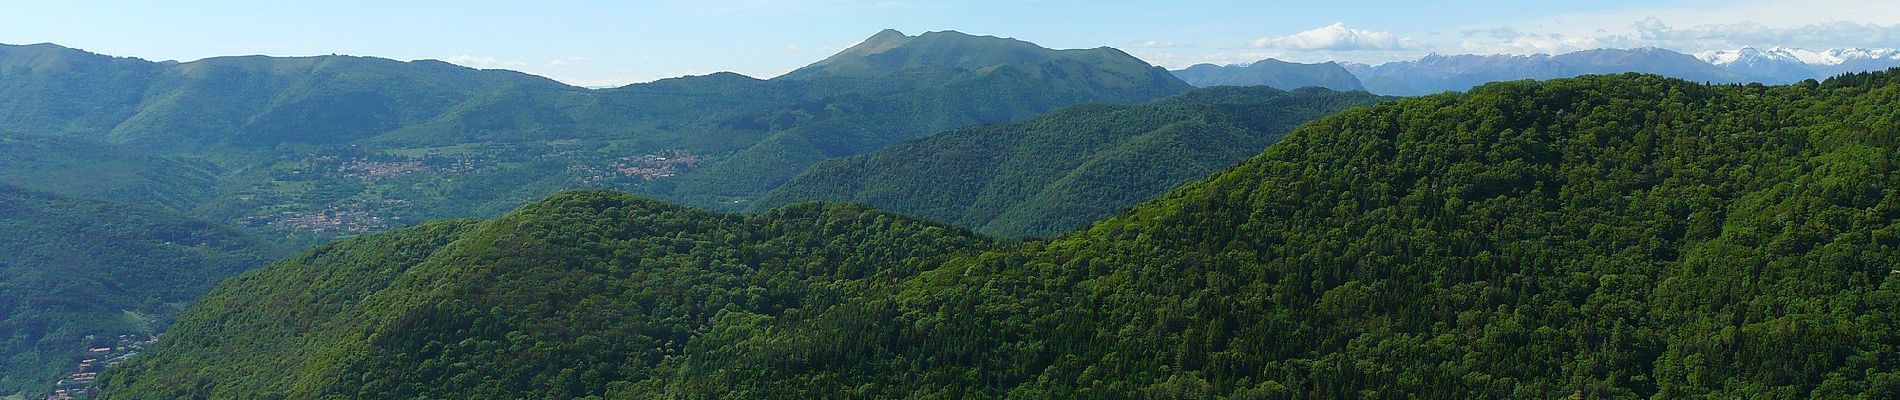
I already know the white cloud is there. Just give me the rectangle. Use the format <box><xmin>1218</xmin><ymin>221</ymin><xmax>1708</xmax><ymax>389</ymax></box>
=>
<box><xmin>1252</xmin><ymin>23</ymin><xmax>1419</xmax><ymax>51</ymax></box>
<box><xmin>1442</xmin><ymin>0</ymin><xmax>1900</xmax><ymax>55</ymax></box>
<box><xmin>1444</xmin><ymin>18</ymin><xmax>1900</xmax><ymax>57</ymax></box>
<box><xmin>1625</xmin><ymin>19</ymin><xmax>1900</xmax><ymax>50</ymax></box>
<box><xmin>1163</xmin><ymin>0</ymin><xmax>1900</xmax><ymax>67</ymax></box>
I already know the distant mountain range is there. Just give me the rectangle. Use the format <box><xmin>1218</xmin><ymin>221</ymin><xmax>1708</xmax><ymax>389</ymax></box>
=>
<box><xmin>0</xmin><ymin>29</ymin><xmax>1189</xmax><ymax>224</ymax></box>
<box><xmin>1170</xmin><ymin>59</ymin><xmax>1364</xmax><ymax>91</ymax></box>
<box><xmin>1184</xmin><ymin>46</ymin><xmax>1900</xmax><ymax>96</ymax></box>
<box><xmin>0</xmin><ymin>30</ymin><xmax>1193</xmax><ymax>395</ymax></box>
<box><xmin>1695</xmin><ymin>46</ymin><xmax>1900</xmax><ymax>84</ymax></box>
<box><xmin>1340</xmin><ymin>47</ymin><xmax>1742</xmax><ymax>96</ymax></box>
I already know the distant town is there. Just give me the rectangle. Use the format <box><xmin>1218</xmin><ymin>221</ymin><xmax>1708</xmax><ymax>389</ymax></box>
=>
<box><xmin>44</xmin><ymin>334</ymin><xmax>158</xmax><ymax>400</ymax></box>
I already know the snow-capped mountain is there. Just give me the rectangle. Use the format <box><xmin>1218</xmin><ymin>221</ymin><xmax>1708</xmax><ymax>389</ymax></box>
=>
<box><xmin>1199</xmin><ymin>46</ymin><xmax>1900</xmax><ymax>96</ymax></box>
<box><xmin>1696</xmin><ymin>47</ymin><xmax>1900</xmax><ymax>83</ymax></box>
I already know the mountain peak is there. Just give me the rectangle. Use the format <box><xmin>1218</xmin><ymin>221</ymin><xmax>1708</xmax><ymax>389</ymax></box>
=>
<box><xmin>868</xmin><ymin>28</ymin><xmax>908</xmax><ymax>41</ymax></box>
<box><xmin>776</xmin><ymin>29</ymin><xmax>1152</xmax><ymax>81</ymax></box>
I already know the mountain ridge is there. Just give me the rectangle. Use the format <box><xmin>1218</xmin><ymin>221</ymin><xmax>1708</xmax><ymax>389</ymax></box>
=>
<box><xmin>1170</xmin><ymin>58</ymin><xmax>1365</xmax><ymax>91</ymax></box>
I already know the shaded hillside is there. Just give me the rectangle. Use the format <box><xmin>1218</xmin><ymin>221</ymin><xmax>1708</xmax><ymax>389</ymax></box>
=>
<box><xmin>0</xmin><ymin>32</ymin><xmax>1189</xmax><ymax>234</ymax></box>
<box><xmin>0</xmin><ymin>186</ymin><xmax>281</xmax><ymax>396</ymax></box>
<box><xmin>752</xmin><ymin>86</ymin><xmax>1387</xmax><ymax>238</ymax></box>
<box><xmin>672</xmin><ymin>30</ymin><xmax>1194</xmax><ymax>206</ymax></box>
<box><xmin>97</xmin><ymin>191</ymin><xmax>998</xmax><ymax>399</ymax></box>
<box><xmin>1171</xmin><ymin>59</ymin><xmax>1365</xmax><ymax>91</ymax></box>
<box><xmin>105</xmin><ymin>70</ymin><xmax>1900</xmax><ymax>398</ymax></box>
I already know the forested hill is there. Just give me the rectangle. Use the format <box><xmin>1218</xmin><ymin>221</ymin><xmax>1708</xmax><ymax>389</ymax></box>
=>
<box><xmin>96</xmin><ymin>191</ymin><xmax>1000</xmax><ymax>399</ymax></box>
<box><xmin>105</xmin><ymin>71</ymin><xmax>1900</xmax><ymax>398</ymax></box>
<box><xmin>668</xmin><ymin>30</ymin><xmax>1193</xmax><ymax>205</ymax></box>
<box><xmin>0</xmin><ymin>31</ymin><xmax>1189</xmax><ymax>236</ymax></box>
<box><xmin>0</xmin><ymin>32</ymin><xmax>1184</xmax><ymax>394</ymax></box>
<box><xmin>0</xmin><ymin>186</ymin><xmax>282</xmax><ymax>395</ymax></box>
<box><xmin>752</xmin><ymin>86</ymin><xmax>1389</xmax><ymax>238</ymax></box>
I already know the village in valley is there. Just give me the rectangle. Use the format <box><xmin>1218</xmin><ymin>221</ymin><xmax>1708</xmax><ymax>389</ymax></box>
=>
<box><xmin>229</xmin><ymin>143</ymin><xmax>714</xmax><ymax>239</ymax></box>
<box><xmin>43</xmin><ymin>334</ymin><xmax>159</xmax><ymax>400</ymax></box>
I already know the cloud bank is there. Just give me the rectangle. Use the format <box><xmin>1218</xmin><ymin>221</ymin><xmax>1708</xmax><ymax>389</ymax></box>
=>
<box><xmin>1252</xmin><ymin>23</ymin><xmax>1418</xmax><ymax>51</ymax></box>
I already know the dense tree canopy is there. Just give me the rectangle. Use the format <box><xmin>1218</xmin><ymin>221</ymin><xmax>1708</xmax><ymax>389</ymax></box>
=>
<box><xmin>105</xmin><ymin>70</ymin><xmax>1900</xmax><ymax>398</ymax></box>
<box><xmin>0</xmin><ymin>186</ymin><xmax>280</xmax><ymax>395</ymax></box>
<box><xmin>754</xmin><ymin>86</ymin><xmax>1388</xmax><ymax>238</ymax></box>
<box><xmin>97</xmin><ymin>191</ymin><xmax>1000</xmax><ymax>399</ymax></box>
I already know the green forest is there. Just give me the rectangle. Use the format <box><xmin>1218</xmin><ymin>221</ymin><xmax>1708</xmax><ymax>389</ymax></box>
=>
<box><xmin>0</xmin><ymin>31</ymin><xmax>1189</xmax><ymax>229</ymax></box>
<box><xmin>0</xmin><ymin>32</ymin><xmax>1193</xmax><ymax>394</ymax></box>
<box><xmin>755</xmin><ymin>86</ymin><xmax>1389</xmax><ymax>238</ymax></box>
<box><xmin>99</xmin><ymin>70</ymin><xmax>1900</xmax><ymax>398</ymax></box>
<box><xmin>0</xmin><ymin>186</ymin><xmax>281</xmax><ymax>393</ymax></box>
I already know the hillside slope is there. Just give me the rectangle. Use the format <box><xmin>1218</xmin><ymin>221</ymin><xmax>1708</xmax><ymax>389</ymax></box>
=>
<box><xmin>702</xmin><ymin>71</ymin><xmax>1900</xmax><ymax>398</ymax></box>
<box><xmin>105</xmin><ymin>71</ymin><xmax>1900</xmax><ymax>398</ymax></box>
<box><xmin>0</xmin><ymin>186</ymin><xmax>281</xmax><ymax>396</ymax></box>
<box><xmin>0</xmin><ymin>32</ymin><xmax>1190</xmax><ymax>232</ymax></box>
<box><xmin>671</xmin><ymin>30</ymin><xmax>1194</xmax><ymax>206</ymax></box>
<box><xmin>752</xmin><ymin>86</ymin><xmax>1387</xmax><ymax>238</ymax></box>
<box><xmin>97</xmin><ymin>191</ymin><xmax>998</xmax><ymax>399</ymax></box>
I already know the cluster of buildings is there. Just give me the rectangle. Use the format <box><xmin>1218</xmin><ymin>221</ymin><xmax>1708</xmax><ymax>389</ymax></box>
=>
<box><xmin>572</xmin><ymin>151</ymin><xmax>708</xmax><ymax>183</ymax></box>
<box><xmin>612</xmin><ymin>152</ymin><xmax>705</xmax><ymax>180</ymax></box>
<box><xmin>259</xmin><ymin>200</ymin><xmax>406</xmax><ymax>234</ymax></box>
<box><xmin>46</xmin><ymin>334</ymin><xmax>160</xmax><ymax>400</ymax></box>
<box><xmin>336</xmin><ymin>158</ymin><xmax>429</xmax><ymax>180</ymax></box>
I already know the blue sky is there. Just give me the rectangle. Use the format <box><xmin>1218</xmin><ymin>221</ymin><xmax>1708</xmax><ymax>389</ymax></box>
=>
<box><xmin>4</xmin><ymin>0</ymin><xmax>1896</xmax><ymax>86</ymax></box>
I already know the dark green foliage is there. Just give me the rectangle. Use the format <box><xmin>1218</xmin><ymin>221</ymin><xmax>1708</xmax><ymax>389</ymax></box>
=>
<box><xmin>97</xmin><ymin>191</ymin><xmax>1000</xmax><ymax>399</ymax></box>
<box><xmin>103</xmin><ymin>70</ymin><xmax>1900</xmax><ymax>398</ymax></box>
<box><xmin>684</xmin><ymin>71</ymin><xmax>1900</xmax><ymax>398</ymax></box>
<box><xmin>0</xmin><ymin>186</ymin><xmax>281</xmax><ymax>395</ymax></box>
<box><xmin>753</xmin><ymin>86</ymin><xmax>1388</xmax><ymax>238</ymax></box>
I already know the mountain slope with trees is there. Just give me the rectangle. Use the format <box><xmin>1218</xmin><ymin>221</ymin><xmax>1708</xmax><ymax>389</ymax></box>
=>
<box><xmin>0</xmin><ymin>31</ymin><xmax>1190</xmax><ymax>393</ymax></box>
<box><xmin>96</xmin><ymin>191</ymin><xmax>999</xmax><ymax>399</ymax></box>
<box><xmin>752</xmin><ymin>86</ymin><xmax>1388</xmax><ymax>238</ymax></box>
<box><xmin>102</xmin><ymin>70</ymin><xmax>1900</xmax><ymax>398</ymax></box>
<box><xmin>0</xmin><ymin>30</ymin><xmax>1190</xmax><ymax>232</ymax></box>
<box><xmin>0</xmin><ymin>186</ymin><xmax>282</xmax><ymax>396</ymax></box>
